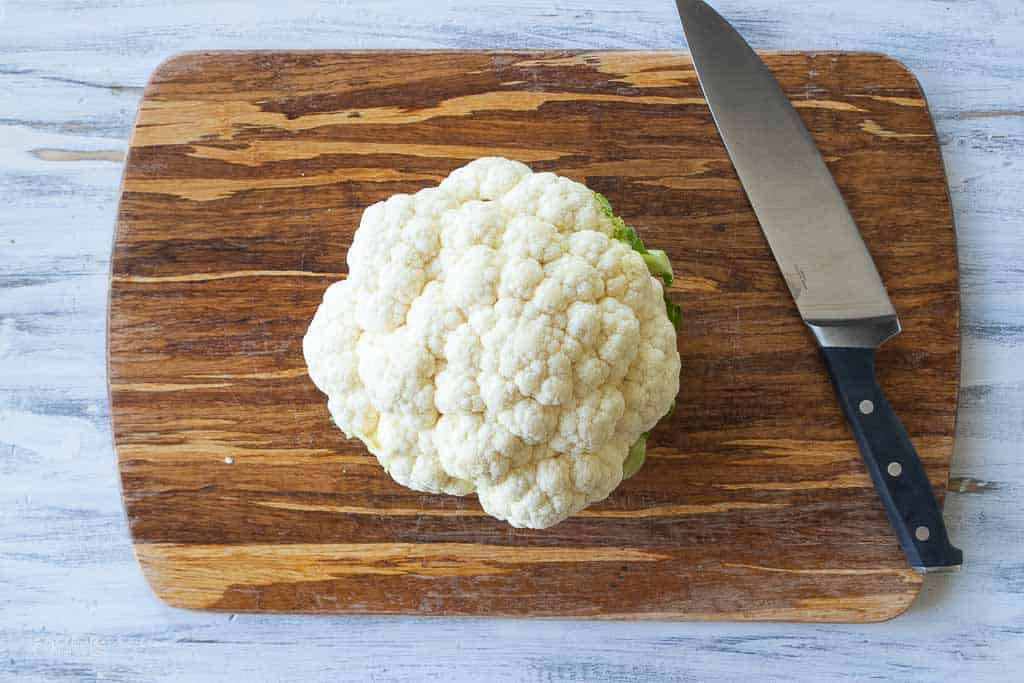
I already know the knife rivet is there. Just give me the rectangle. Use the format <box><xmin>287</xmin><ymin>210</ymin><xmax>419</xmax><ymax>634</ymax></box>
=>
<box><xmin>224</xmin><ymin>455</ymin><xmax>234</xmax><ymax>465</ymax></box>
<box><xmin>887</xmin><ymin>461</ymin><xmax>902</xmax><ymax>477</ymax></box>
<box><xmin>915</xmin><ymin>526</ymin><xmax>931</xmax><ymax>542</ymax></box>
<box><xmin>859</xmin><ymin>399</ymin><xmax>874</xmax><ymax>415</ymax></box>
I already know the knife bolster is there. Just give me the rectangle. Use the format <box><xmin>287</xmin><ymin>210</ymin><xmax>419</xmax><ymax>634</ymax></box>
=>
<box><xmin>806</xmin><ymin>315</ymin><xmax>901</xmax><ymax>349</ymax></box>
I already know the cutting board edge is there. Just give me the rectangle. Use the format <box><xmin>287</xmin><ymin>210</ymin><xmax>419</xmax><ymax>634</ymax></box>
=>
<box><xmin>131</xmin><ymin>541</ymin><xmax>925</xmax><ymax>622</ymax></box>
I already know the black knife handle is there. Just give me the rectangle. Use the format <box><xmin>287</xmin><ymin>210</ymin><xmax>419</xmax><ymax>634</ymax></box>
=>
<box><xmin>820</xmin><ymin>347</ymin><xmax>962</xmax><ymax>571</ymax></box>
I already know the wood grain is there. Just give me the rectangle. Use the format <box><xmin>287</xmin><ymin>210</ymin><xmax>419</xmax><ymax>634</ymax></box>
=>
<box><xmin>107</xmin><ymin>50</ymin><xmax>958</xmax><ymax>621</ymax></box>
<box><xmin>7</xmin><ymin>0</ymin><xmax>1024</xmax><ymax>679</ymax></box>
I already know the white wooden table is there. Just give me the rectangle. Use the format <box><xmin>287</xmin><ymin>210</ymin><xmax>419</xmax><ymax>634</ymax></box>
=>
<box><xmin>2</xmin><ymin>1</ymin><xmax>1022</xmax><ymax>680</ymax></box>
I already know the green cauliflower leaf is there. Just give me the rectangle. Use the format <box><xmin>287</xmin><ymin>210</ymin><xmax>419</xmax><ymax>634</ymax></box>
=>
<box><xmin>596</xmin><ymin>192</ymin><xmax>681</xmax><ymax>478</ymax></box>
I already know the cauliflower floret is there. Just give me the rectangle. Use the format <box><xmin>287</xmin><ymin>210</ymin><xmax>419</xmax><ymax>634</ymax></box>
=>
<box><xmin>304</xmin><ymin>157</ymin><xmax>681</xmax><ymax>528</ymax></box>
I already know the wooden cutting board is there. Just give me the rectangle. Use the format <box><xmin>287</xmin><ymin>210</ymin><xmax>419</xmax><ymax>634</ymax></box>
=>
<box><xmin>109</xmin><ymin>50</ymin><xmax>959</xmax><ymax>622</ymax></box>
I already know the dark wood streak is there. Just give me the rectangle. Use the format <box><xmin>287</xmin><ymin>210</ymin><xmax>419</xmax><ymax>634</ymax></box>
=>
<box><xmin>109</xmin><ymin>50</ymin><xmax>958</xmax><ymax>621</ymax></box>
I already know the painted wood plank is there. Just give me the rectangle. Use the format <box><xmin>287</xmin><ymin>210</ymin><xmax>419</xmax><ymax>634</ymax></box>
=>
<box><xmin>2</xmin><ymin>0</ymin><xmax>1024</xmax><ymax>679</ymax></box>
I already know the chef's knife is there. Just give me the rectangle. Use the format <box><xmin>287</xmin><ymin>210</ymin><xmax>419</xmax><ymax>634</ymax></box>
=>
<box><xmin>675</xmin><ymin>0</ymin><xmax>962</xmax><ymax>571</ymax></box>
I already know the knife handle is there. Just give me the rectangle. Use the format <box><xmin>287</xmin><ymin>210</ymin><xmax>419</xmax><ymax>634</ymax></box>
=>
<box><xmin>820</xmin><ymin>346</ymin><xmax>963</xmax><ymax>572</ymax></box>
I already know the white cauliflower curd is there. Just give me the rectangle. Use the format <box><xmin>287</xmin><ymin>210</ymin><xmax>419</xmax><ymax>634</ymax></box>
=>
<box><xmin>304</xmin><ymin>157</ymin><xmax>681</xmax><ymax>528</ymax></box>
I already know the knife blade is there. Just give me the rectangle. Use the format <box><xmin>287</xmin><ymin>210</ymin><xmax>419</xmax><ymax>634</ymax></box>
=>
<box><xmin>676</xmin><ymin>0</ymin><xmax>962</xmax><ymax>572</ymax></box>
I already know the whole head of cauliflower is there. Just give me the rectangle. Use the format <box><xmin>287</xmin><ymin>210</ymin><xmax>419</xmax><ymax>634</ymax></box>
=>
<box><xmin>304</xmin><ymin>157</ymin><xmax>680</xmax><ymax>528</ymax></box>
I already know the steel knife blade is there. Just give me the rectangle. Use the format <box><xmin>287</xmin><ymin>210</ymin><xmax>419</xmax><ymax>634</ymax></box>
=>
<box><xmin>676</xmin><ymin>0</ymin><xmax>962</xmax><ymax>571</ymax></box>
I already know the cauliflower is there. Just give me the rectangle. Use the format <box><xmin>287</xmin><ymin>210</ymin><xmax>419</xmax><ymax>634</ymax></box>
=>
<box><xmin>304</xmin><ymin>157</ymin><xmax>681</xmax><ymax>528</ymax></box>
